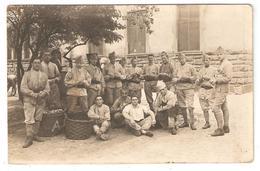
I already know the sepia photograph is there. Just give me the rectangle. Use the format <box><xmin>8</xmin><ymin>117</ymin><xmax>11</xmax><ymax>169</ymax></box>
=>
<box><xmin>6</xmin><ymin>4</ymin><xmax>253</xmax><ymax>164</ymax></box>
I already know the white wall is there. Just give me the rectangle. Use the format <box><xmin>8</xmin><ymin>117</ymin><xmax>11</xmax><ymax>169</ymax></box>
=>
<box><xmin>200</xmin><ymin>5</ymin><xmax>252</xmax><ymax>52</ymax></box>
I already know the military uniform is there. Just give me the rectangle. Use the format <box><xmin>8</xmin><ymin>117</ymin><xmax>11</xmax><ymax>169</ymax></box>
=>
<box><xmin>88</xmin><ymin>104</ymin><xmax>111</xmax><ymax>140</ymax></box>
<box><xmin>126</xmin><ymin>66</ymin><xmax>143</xmax><ymax>102</ymax></box>
<box><xmin>103</xmin><ymin>63</ymin><xmax>125</xmax><ymax>107</ymax></box>
<box><xmin>159</xmin><ymin>62</ymin><xmax>175</xmax><ymax>90</ymax></box>
<box><xmin>175</xmin><ymin>62</ymin><xmax>197</xmax><ymax>129</ymax></box>
<box><xmin>21</xmin><ymin>69</ymin><xmax>50</xmax><ymax>147</ymax></box>
<box><xmin>64</xmin><ymin>66</ymin><xmax>91</xmax><ymax>113</ymax></box>
<box><xmin>143</xmin><ymin>64</ymin><xmax>159</xmax><ymax>111</ymax></box>
<box><xmin>211</xmin><ymin>58</ymin><xmax>233</xmax><ymax>135</ymax></box>
<box><xmin>41</xmin><ymin>61</ymin><xmax>62</xmax><ymax>109</ymax></box>
<box><xmin>85</xmin><ymin>64</ymin><xmax>105</xmax><ymax>107</ymax></box>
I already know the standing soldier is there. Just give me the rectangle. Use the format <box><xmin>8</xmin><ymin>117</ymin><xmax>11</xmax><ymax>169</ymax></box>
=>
<box><xmin>154</xmin><ymin>81</ymin><xmax>178</xmax><ymax>135</ymax></box>
<box><xmin>88</xmin><ymin>96</ymin><xmax>111</xmax><ymax>141</ymax></box>
<box><xmin>143</xmin><ymin>54</ymin><xmax>159</xmax><ymax>112</ymax></box>
<box><xmin>64</xmin><ymin>56</ymin><xmax>91</xmax><ymax>113</ymax></box>
<box><xmin>210</xmin><ymin>55</ymin><xmax>233</xmax><ymax>136</ymax></box>
<box><xmin>85</xmin><ymin>53</ymin><xmax>105</xmax><ymax>107</ymax></box>
<box><xmin>103</xmin><ymin>52</ymin><xmax>125</xmax><ymax>107</ymax></box>
<box><xmin>175</xmin><ymin>53</ymin><xmax>197</xmax><ymax>130</ymax></box>
<box><xmin>21</xmin><ymin>58</ymin><xmax>50</xmax><ymax>148</ymax></box>
<box><xmin>126</xmin><ymin>57</ymin><xmax>143</xmax><ymax>102</ymax></box>
<box><xmin>196</xmin><ymin>54</ymin><xmax>216</xmax><ymax>129</ymax></box>
<box><xmin>41</xmin><ymin>52</ymin><xmax>62</xmax><ymax>110</ymax></box>
<box><xmin>50</xmin><ymin>49</ymin><xmax>62</xmax><ymax>73</ymax></box>
<box><xmin>158</xmin><ymin>51</ymin><xmax>175</xmax><ymax>90</ymax></box>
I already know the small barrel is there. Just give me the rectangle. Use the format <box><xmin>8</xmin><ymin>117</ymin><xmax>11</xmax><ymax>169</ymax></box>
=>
<box><xmin>39</xmin><ymin>109</ymin><xmax>65</xmax><ymax>137</ymax></box>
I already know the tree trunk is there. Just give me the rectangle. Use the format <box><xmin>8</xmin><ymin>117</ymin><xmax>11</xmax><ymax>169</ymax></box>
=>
<box><xmin>27</xmin><ymin>51</ymin><xmax>38</xmax><ymax>71</ymax></box>
<box><xmin>15</xmin><ymin>45</ymin><xmax>24</xmax><ymax>101</ymax></box>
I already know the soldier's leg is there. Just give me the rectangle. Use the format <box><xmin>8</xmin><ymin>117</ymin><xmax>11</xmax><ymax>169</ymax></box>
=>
<box><xmin>144</xmin><ymin>82</ymin><xmax>154</xmax><ymax>111</ymax></box>
<box><xmin>113</xmin><ymin>112</ymin><xmax>125</xmax><ymax>128</ymax></box>
<box><xmin>66</xmin><ymin>95</ymin><xmax>78</xmax><ymax>113</ymax></box>
<box><xmin>156</xmin><ymin>110</ymin><xmax>169</xmax><ymax>129</ymax></box>
<box><xmin>79</xmin><ymin>96</ymin><xmax>88</xmax><ymax>113</ymax></box>
<box><xmin>33</xmin><ymin>104</ymin><xmax>45</xmax><ymax>142</ymax></box>
<box><xmin>23</xmin><ymin>124</ymin><xmax>34</xmax><ymax>148</ymax></box>
<box><xmin>100</xmin><ymin>120</ymin><xmax>111</xmax><ymax>133</ymax></box>
<box><xmin>114</xmin><ymin>87</ymin><xmax>122</xmax><ymax>104</ymax></box>
<box><xmin>167</xmin><ymin>107</ymin><xmax>178</xmax><ymax>135</ymax></box>
<box><xmin>211</xmin><ymin>92</ymin><xmax>225</xmax><ymax>136</ymax></box>
<box><xmin>87</xmin><ymin>88</ymin><xmax>98</xmax><ymax>108</ymax></box>
<box><xmin>176</xmin><ymin>89</ymin><xmax>189</xmax><ymax>127</ymax></box>
<box><xmin>105</xmin><ymin>87</ymin><xmax>114</xmax><ymax>107</ymax></box>
<box><xmin>199</xmin><ymin>98</ymin><xmax>210</xmax><ymax>129</ymax></box>
<box><xmin>185</xmin><ymin>89</ymin><xmax>196</xmax><ymax>130</ymax></box>
<box><xmin>221</xmin><ymin>97</ymin><xmax>230</xmax><ymax>133</ymax></box>
<box><xmin>139</xmin><ymin>116</ymin><xmax>153</xmax><ymax>137</ymax></box>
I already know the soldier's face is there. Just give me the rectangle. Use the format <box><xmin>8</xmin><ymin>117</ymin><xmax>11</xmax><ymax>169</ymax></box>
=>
<box><xmin>148</xmin><ymin>56</ymin><xmax>154</xmax><ymax>63</ymax></box>
<box><xmin>131</xmin><ymin>59</ymin><xmax>137</xmax><ymax>67</ymax></box>
<box><xmin>204</xmin><ymin>58</ymin><xmax>210</xmax><ymax>67</ymax></box>
<box><xmin>122</xmin><ymin>90</ymin><xmax>128</xmax><ymax>97</ymax></box>
<box><xmin>161</xmin><ymin>55</ymin><xmax>168</xmax><ymax>64</ymax></box>
<box><xmin>132</xmin><ymin>97</ymin><xmax>138</xmax><ymax>106</ymax></box>
<box><xmin>160</xmin><ymin>88</ymin><xmax>167</xmax><ymax>96</ymax></box>
<box><xmin>43</xmin><ymin>55</ymin><xmax>50</xmax><ymax>63</ymax></box>
<box><xmin>96</xmin><ymin>97</ymin><xmax>103</xmax><ymax>106</ymax></box>
<box><xmin>109</xmin><ymin>57</ymin><xmax>115</xmax><ymax>64</ymax></box>
<box><xmin>178</xmin><ymin>56</ymin><xmax>186</xmax><ymax>65</ymax></box>
<box><xmin>32</xmin><ymin>59</ymin><xmax>41</xmax><ymax>71</ymax></box>
<box><xmin>89</xmin><ymin>58</ymin><xmax>97</xmax><ymax>65</ymax></box>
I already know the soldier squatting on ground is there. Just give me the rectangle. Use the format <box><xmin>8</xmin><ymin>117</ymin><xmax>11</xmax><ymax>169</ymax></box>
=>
<box><xmin>20</xmin><ymin>50</ymin><xmax>233</xmax><ymax>148</ymax></box>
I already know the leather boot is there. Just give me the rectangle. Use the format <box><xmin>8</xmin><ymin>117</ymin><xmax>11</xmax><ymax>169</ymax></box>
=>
<box><xmin>211</xmin><ymin>128</ymin><xmax>225</xmax><ymax>136</ymax></box>
<box><xmin>23</xmin><ymin>124</ymin><xmax>34</xmax><ymax>148</ymax></box>
<box><xmin>33</xmin><ymin>122</ymin><xmax>44</xmax><ymax>142</ymax></box>
<box><xmin>223</xmin><ymin>126</ymin><xmax>230</xmax><ymax>133</ymax></box>
<box><xmin>179</xmin><ymin>108</ymin><xmax>189</xmax><ymax>128</ymax></box>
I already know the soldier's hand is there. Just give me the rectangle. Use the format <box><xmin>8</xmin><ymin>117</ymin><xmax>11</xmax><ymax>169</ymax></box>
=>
<box><xmin>30</xmin><ymin>92</ymin><xmax>38</xmax><ymax>98</ymax></box>
<box><xmin>202</xmin><ymin>76</ymin><xmax>210</xmax><ymax>81</ymax></box>
<box><xmin>152</xmin><ymin>120</ymin><xmax>156</xmax><ymax>126</ymax></box>
<box><xmin>38</xmin><ymin>91</ymin><xmax>47</xmax><ymax>98</ymax></box>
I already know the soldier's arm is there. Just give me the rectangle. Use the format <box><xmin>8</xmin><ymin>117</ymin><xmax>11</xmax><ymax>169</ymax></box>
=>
<box><xmin>20</xmin><ymin>72</ymin><xmax>35</xmax><ymax>97</ymax></box>
<box><xmin>216</xmin><ymin>64</ymin><xmax>233</xmax><ymax>84</ymax></box>
<box><xmin>87</xmin><ymin>106</ymin><xmax>100</xmax><ymax>119</ymax></box>
<box><xmin>190</xmin><ymin>65</ymin><xmax>197</xmax><ymax>82</ymax></box>
<box><xmin>144</xmin><ymin>106</ymin><xmax>156</xmax><ymax>123</ymax></box>
<box><xmin>122</xmin><ymin>105</ymin><xmax>133</xmax><ymax>121</ymax></box>
<box><xmin>111</xmin><ymin>98</ymin><xmax>120</xmax><ymax>113</ymax></box>
<box><xmin>104</xmin><ymin>106</ymin><xmax>111</xmax><ymax>121</ymax></box>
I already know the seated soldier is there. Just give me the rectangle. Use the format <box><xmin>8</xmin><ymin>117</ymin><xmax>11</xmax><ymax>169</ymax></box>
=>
<box><xmin>154</xmin><ymin>81</ymin><xmax>178</xmax><ymax>135</ymax></box>
<box><xmin>122</xmin><ymin>96</ymin><xmax>156</xmax><ymax>137</ymax></box>
<box><xmin>88</xmin><ymin>96</ymin><xmax>111</xmax><ymax>141</ymax></box>
<box><xmin>110</xmin><ymin>89</ymin><xmax>132</xmax><ymax>128</ymax></box>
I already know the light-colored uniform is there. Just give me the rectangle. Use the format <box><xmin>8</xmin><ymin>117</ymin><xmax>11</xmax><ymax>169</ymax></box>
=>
<box><xmin>126</xmin><ymin>66</ymin><xmax>143</xmax><ymax>101</ymax></box>
<box><xmin>212</xmin><ymin>59</ymin><xmax>233</xmax><ymax>128</ymax></box>
<box><xmin>85</xmin><ymin>64</ymin><xmax>105</xmax><ymax>107</ymax></box>
<box><xmin>88</xmin><ymin>104</ymin><xmax>111</xmax><ymax>134</ymax></box>
<box><xmin>122</xmin><ymin>104</ymin><xmax>154</xmax><ymax>131</ymax></box>
<box><xmin>64</xmin><ymin>67</ymin><xmax>91</xmax><ymax>113</ymax></box>
<box><xmin>41</xmin><ymin>61</ymin><xmax>61</xmax><ymax>109</ymax></box>
<box><xmin>159</xmin><ymin>62</ymin><xmax>175</xmax><ymax>90</ymax></box>
<box><xmin>154</xmin><ymin>90</ymin><xmax>177</xmax><ymax>129</ymax></box>
<box><xmin>197</xmin><ymin>66</ymin><xmax>216</xmax><ymax>111</ymax></box>
<box><xmin>143</xmin><ymin>64</ymin><xmax>159</xmax><ymax>111</ymax></box>
<box><xmin>175</xmin><ymin>63</ymin><xmax>197</xmax><ymax>109</ymax></box>
<box><xmin>103</xmin><ymin>63</ymin><xmax>125</xmax><ymax>106</ymax></box>
<box><xmin>21</xmin><ymin>70</ymin><xmax>50</xmax><ymax>124</ymax></box>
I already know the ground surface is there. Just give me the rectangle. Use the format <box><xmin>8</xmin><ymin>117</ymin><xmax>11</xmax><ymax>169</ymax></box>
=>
<box><xmin>8</xmin><ymin>91</ymin><xmax>253</xmax><ymax>164</ymax></box>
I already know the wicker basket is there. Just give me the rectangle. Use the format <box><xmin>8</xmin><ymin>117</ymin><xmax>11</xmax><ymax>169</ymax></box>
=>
<box><xmin>39</xmin><ymin>109</ymin><xmax>65</xmax><ymax>137</ymax></box>
<box><xmin>65</xmin><ymin>113</ymin><xmax>94</xmax><ymax>140</ymax></box>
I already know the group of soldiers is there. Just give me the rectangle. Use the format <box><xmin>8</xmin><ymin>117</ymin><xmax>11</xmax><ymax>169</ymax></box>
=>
<box><xmin>20</xmin><ymin>49</ymin><xmax>233</xmax><ymax>148</ymax></box>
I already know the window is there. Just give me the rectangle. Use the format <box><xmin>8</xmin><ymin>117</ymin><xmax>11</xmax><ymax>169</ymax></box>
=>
<box><xmin>177</xmin><ymin>5</ymin><xmax>200</xmax><ymax>51</ymax></box>
<box><xmin>127</xmin><ymin>10</ymin><xmax>146</xmax><ymax>54</ymax></box>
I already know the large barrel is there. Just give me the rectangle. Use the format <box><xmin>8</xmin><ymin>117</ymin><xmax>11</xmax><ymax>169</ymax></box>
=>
<box><xmin>39</xmin><ymin>109</ymin><xmax>65</xmax><ymax>137</ymax></box>
<box><xmin>65</xmin><ymin>112</ymin><xmax>94</xmax><ymax>140</ymax></box>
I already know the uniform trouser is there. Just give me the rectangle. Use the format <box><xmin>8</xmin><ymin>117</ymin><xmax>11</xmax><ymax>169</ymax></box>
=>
<box><xmin>156</xmin><ymin>107</ymin><xmax>178</xmax><ymax>129</ymax></box>
<box><xmin>24</xmin><ymin>101</ymin><xmax>45</xmax><ymax>124</ymax></box>
<box><xmin>47</xmin><ymin>82</ymin><xmax>62</xmax><ymax>110</ymax></box>
<box><xmin>66</xmin><ymin>95</ymin><xmax>88</xmax><ymax>113</ymax></box>
<box><xmin>125</xmin><ymin>116</ymin><xmax>152</xmax><ymax>131</ymax></box>
<box><xmin>111</xmin><ymin>112</ymin><xmax>125</xmax><ymax>127</ymax></box>
<box><xmin>105</xmin><ymin>87</ymin><xmax>122</xmax><ymax>107</ymax></box>
<box><xmin>212</xmin><ymin>92</ymin><xmax>229</xmax><ymax>129</ymax></box>
<box><xmin>176</xmin><ymin>88</ymin><xmax>195</xmax><ymax>124</ymax></box>
<box><xmin>128</xmin><ymin>89</ymin><xmax>142</xmax><ymax>102</ymax></box>
<box><xmin>93</xmin><ymin>120</ymin><xmax>111</xmax><ymax>134</ymax></box>
<box><xmin>144</xmin><ymin>81</ymin><xmax>158</xmax><ymax>111</ymax></box>
<box><xmin>87</xmin><ymin>88</ymin><xmax>101</xmax><ymax>107</ymax></box>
